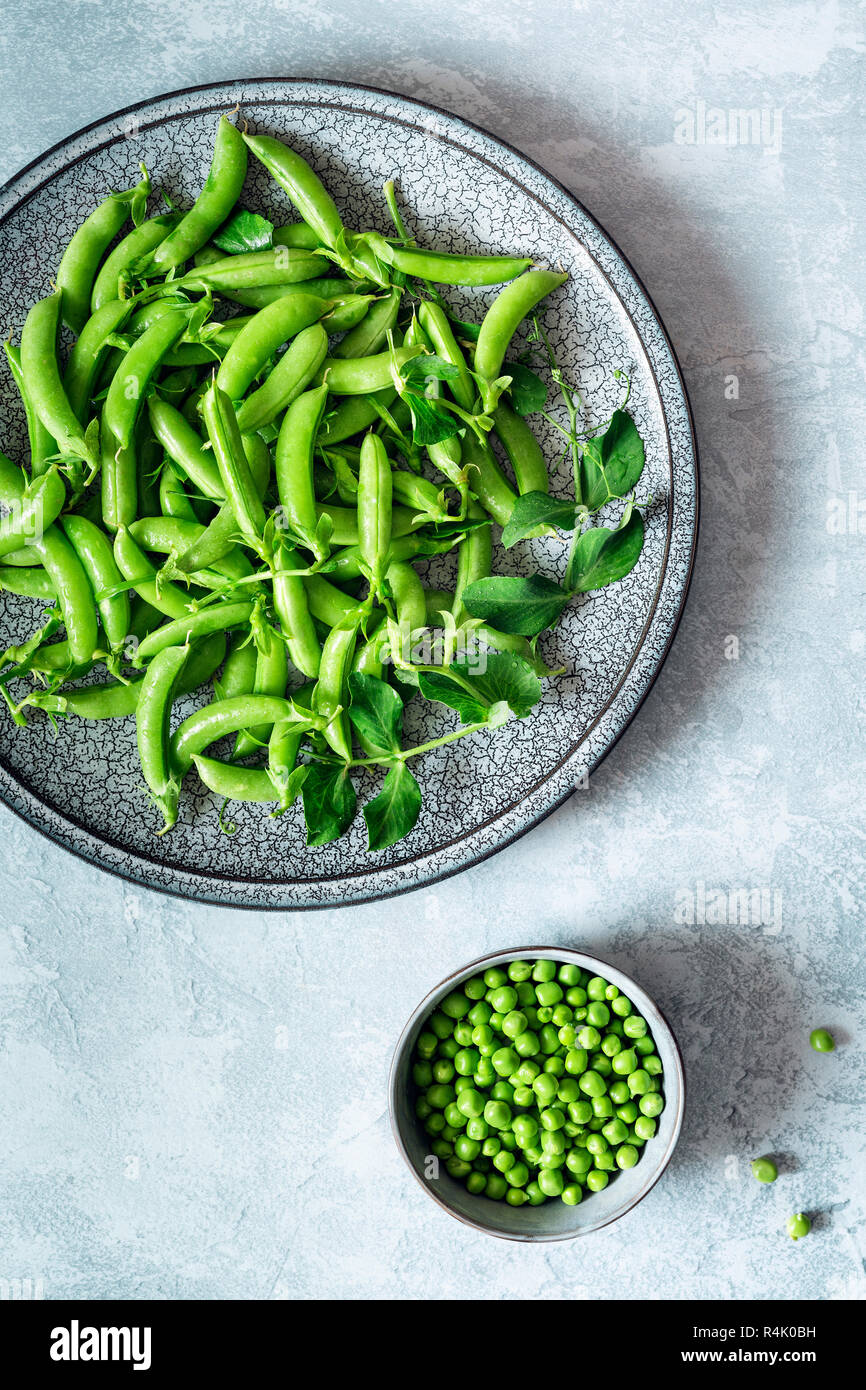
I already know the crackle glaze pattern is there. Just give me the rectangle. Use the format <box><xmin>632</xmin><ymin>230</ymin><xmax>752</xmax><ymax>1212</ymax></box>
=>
<box><xmin>0</xmin><ymin>80</ymin><xmax>697</xmax><ymax>908</ymax></box>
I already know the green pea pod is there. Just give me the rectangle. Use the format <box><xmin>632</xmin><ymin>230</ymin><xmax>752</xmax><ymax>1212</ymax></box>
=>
<box><xmin>390</xmin><ymin>470</ymin><xmax>450</xmax><ymax>521</ymax></box>
<box><xmin>452</xmin><ymin>502</ymin><xmax>492</xmax><ymax>626</ymax></box>
<box><xmin>100</xmin><ymin>426</ymin><xmax>138</xmax><ymax>532</ymax></box>
<box><xmin>242</xmin><ymin>132</ymin><xmax>345</xmax><ymax>249</ymax></box>
<box><xmin>20</xmin><ymin>292</ymin><xmax>99</xmax><ymax>468</ymax></box>
<box><xmin>272</xmin><ymin>538</ymin><xmax>321</xmax><ymax>679</ymax></box>
<box><xmin>129</xmin><ymin>516</ymin><xmax>252</xmax><ymax>583</ymax></box>
<box><xmin>358</xmin><ymin>432</ymin><xmax>392</xmax><ymax>590</ymax></box>
<box><xmin>0</xmin><ymin>565</ymin><xmax>56</xmax><ymax>600</ymax></box>
<box><xmin>334</xmin><ymin>288</ymin><xmax>402</xmax><ymax>360</ymax></box>
<box><xmin>424</xmin><ymin>588</ymin><xmax>454</xmax><ymax>625</ymax></box>
<box><xmin>493</xmin><ymin>400</ymin><xmax>550</xmax><ymax>495</ymax></box>
<box><xmin>201</xmin><ymin>384</ymin><xmax>267</xmax><ymax>548</ymax></box>
<box><xmin>63</xmin><ymin>299</ymin><xmax>135</xmax><ymax>424</ymax></box>
<box><xmin>474</xmin><ymin>268</ymin><xmax>568</xmax><ymax>392</ymax></box>
<box><xmin>23</xmin><ymin>632</ymin><xmax>225</xmax><ymax>721</ymax></box>
<box><xmin>113</xmin><ymin>526</ymin><xmax>201</xmax><ymax>620</ymax></box>
<box><xmin>30</xmin><ymin>526</ymin><xmax>99</xmax><ymax>665</ymax></box>
<box><xmin>460</xmin><ymin>431</ymin><xmax>519</xmax><ymax>529</ymax></box>
<box><xmin>91</xmin><ymin>212</ymin><xmax>181</xmax><ymax>311</ymax></box>
<box><xmin>220</xmin><ymin>275</ymin><xmax>354</xmax><ymax>310</ymax></box>
<box><xmin>61</xmin><ymin>514</ymin><xmax>130</xmax><ymax>650</ymax></box>
<box><xmin>314</xmin><ymin>502</ymin><xmax>422</xmax><ymax>548</ymax></box>
<box><xmin>417</xmin><ymin>301</ymin><xmax>476</xmax><ymax>410</ymax></box>
<box><xmin>319</xmin><ymin>345</ymin><xmax>416</xmax><ymax>396</ymax></box>
<box><xmin>174</xmin><ymin>248</ymin><xmax>328</xmax><ymax>293</ymax></box>
<box><xmin>319</xmin><ymin>388</ymin><xmax>396</xmax><ymax>445</ymax></box>
<box><xmin>323</xmin><ymin>295</ymin><xmax>375</xmax><ymax>334</ymax></box>
<box><xmin>192</xmin><ymin>754</ymin><xmax>279</xmax><ymax>803</ymax></box>
<box><xmin>275</xmin><ymin>383</ymin><xmax>329</xmax><ymax>553</ymax></box>
<box><xmin>3</xmin><ymin>343</ymin><xmax>54</xmax><ymax>477</ymax></box>
<box><xmin>273</xmin><ymin>222</ymin><xmax>323</xmax><ymax>251</ymax></box>
<box><xmin>216</xmin><ymin>293</ymin><xmax>328</xmax><ymax>401</ymax></box>
<box><xmin>218</xmin><ymin>632</ymin><xmax>258</xmax><ymax>700</ymax></box>
<box><xmin>320</xmin><ymin>528</ymin><xmax>458</xmax><ymax>584</ymax></box>
<box><xmin>0</xmin><ymin>468</ymin><xmax>67</xmax><ymax>558</ymax></box>
<box><xmin>171</xmin><ymin>693</ymin><xmax>300</xmax><ymax>782</ymax></box>
<box><xmin>387</xmin><ymin>560</ymin><xmax>426</xmax><ymax>634</ymax></box>
<box><xmin>57</xmin><ymin>169</ymin><xmax>149</xmax><ymax>332</ymax></box>
<box><xmin>136</xmin><ymin>643</ymin><xmax>191</xmax><ymax>831</ymax></box>
<box><xmin>234</xmin><ymin>618</ymin><xmax>290</xmax><ymax>758</ymax></box>
<box><xmin>135</xmin><ymin>600</ymin><xmax>254</xmax><ymax>665</ymax></box>
<box><xmin>235</xmin><ymin>322</ymin><xmax>328</xmax><ymax>433</ymax></box>
<box><xmin>149</xmin><ymin>117</ymin><xmax>247</xmax><ymax>274</ymax></box>
<box><xmin>147</xmin><ymin>397</ymin><xmax>224</xmax><ymax>501</ymax></box>
<box><xmin>103</xmin><ymin>306</ymin><xmax>192</xmax><ymax>448</ymax></box>
<box><xmin>365</xmin><ymin>231</ymin><xmax>532</xmax><ymax>287</ymax></box>
<box><xmin>159</xmin><ymin>459</ymin><xmax>199</xmax><ymax>522</ymax></box>
<box><xmin>303</xmin><ymin>573</ymin><xmax>357</xmax><ymax>628</ymax></box>
<box><xmin>314</xmin><ymin>609</ymin><xmax>364</xmax><ymax>761</ymax></box>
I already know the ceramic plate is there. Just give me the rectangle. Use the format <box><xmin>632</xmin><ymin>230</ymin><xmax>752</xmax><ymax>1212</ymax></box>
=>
<box><xmin>0</xmin><ymin>79</ymin><xmax>698</xmax><ymax>909</ymax></box>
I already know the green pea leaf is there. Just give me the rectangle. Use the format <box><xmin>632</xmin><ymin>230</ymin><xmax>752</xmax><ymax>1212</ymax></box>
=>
<box><xmin>419</xmin><ymin>651</ymin><xmax>542</xmax><ymax>723</ymax></box>
<box><xmin>580</xmin><ymin>409</ymin><xmax>646</xmax><ymax>512</ymax></box>
<box><xmin>301</xmin><ymin>764</ymin><xmax>357</xmax><ymax>846</ymax></box>
<box><xmin>461</xmin><ymin>574</ymin><xmax>570</xmax><ymax>636</ymax></box>
<box><xmin>363</xmin><ymin>761</ymin><xmax>422</xmax><ymax>851</ymax></box>
<box><xmin>405</xmin><ymin>391</ymin><xmax>460</xmax><ymax>446</ymax></box>
<box><xmin>502</xmin><ymin>491</ymin><xmax>578</xmax><ymax>548</ymax></box>
<box><xmin>566</xmin><ymin>509</ymin><xmax>645</xmax><ymax>593</ymax></box>
<box><xmin>506</xmin><ymin>361</ymin><xmax>547</xmax><ymax>415</ymax></box>
<box><xmin>400</xmin><ymin>353</ymin><xmax>461</xmax><ymax>389</ymax></box>
<box><xmin>213</xmin><ymin>208</ymin><xmax>274</xmax><ymax>255</ymax></box>
<box><xmin>347</xmin><ymin>672</ymin><xmax>404</xmax><ymax>757</ymax></box>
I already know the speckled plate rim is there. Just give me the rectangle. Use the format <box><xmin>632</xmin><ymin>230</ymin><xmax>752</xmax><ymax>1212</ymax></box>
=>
<box><xmin>388</xmin><ymin>946</ymin><xmax>686</xmax><ymax>1241</ymax></box>
<box><xmin>0</xmin><ymin>77</ymin><xmax>699</xmax><ymax>910</ymax></box>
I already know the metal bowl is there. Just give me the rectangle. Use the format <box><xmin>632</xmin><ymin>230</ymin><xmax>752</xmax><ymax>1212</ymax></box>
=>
<box><xmin>389</xmin><ymin>945</ymin><xmax>685</xmax><ymax>1240</ymax></box>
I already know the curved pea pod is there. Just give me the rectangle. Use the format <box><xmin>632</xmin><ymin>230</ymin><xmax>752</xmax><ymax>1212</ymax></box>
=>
<box><xmin>318</xmin><ymin>345</ymin><xmax>416</xmax><ymax>396</ymax></box>
<box><xmin>235</xmin><ymin>322</ymin><xmax>328</xmax><ymax>434</ymax></box>
<box><xmin>216</xmin><ymin>293</ymin><xmax>328</xmax><ymax>401</ymax></box>
<box><xmin>129</xmin><ymin>515</ymin><xmax>252</xmax><ymax>584</ymax></box>
<box><xmin>201</xmin><ymin>384</ymin><xmax>267</xmax><ymax>549</ymax></box>
<box><xmin>313</xmin><ymin>609</ymin><xmax>364</xmax><ymax>761</ymax></box>
<box><xmin>192</xmin><ymin>754</ymin><xmax>280</xmax><ymax>803</ymax></box>
<box><xmin>358</xmin><ymin>432</ymin><xmax>392</xmax><ymax>591</ymax></box>
<box><xmin>474</xmin><ymin>268</ymin><xmax>568</xmax><ymax>403</ymax></box>
<box><xmin>334</xmin><ymin>287</ymin><xmax>402</xmax><ymax>360</ymax></box>
<box><xmin>320</xmin><ymin>528</ymin><xmax>458</xmax><ymax>584</ymax></box>
<box><xmin>492</xmin><ymin>400</ymin><xmax>549</xmax><ymax>495</ymax></box>
<box><xmin>64</xmin><ymin>299</ymin><xmax>136</xmax><ymax>423</ymax></box>
<box><xmin>275</xmin><ymin>383</ymin><xmax>329</xmax><ymax>555</ymax></box>
<box><xmin>0</xmin><ymin>564</ymin><xmax>56</xmax><ymax>600</ymax></box>
<box><xmin>91</xmin><ymin>211</ymin><xmax>181</xmax><ymax>311</ymax></box>
<box><xmin>273</xmin><ymin>221</ymin><xmax>323</xmax><ymax>251</ymax></box>
<box><xmin>219</xmin><ymin>275</ymin><xmax>354</xmax><ymax>310</ymax></box>
<box><xmin>147</xmin><ymin>397</ymin><xmax>224</xmax><ymax>502</ymax></box>
<box><xmin>148</xmin><ymin>116</ymin><xmax>247</xmax><ymax>274</ymax></box>
<box><xmin>318</xmin><ymin>388</ymin><xmax>396</xmax><ymax>446</ymax></box>
<box><xmin>20</xmin><ymin>292</ymin><xmax>99</xmax><ymax>469</ymax></box>
<box><xmin>22</xmin><ymin>632</ymin><xmax>225</xmax><ymax>722</ymax></box>
<box><xmin>387</xmin><ymin>560</ymin><xmax>427</xmax><ymax>635</ymax></box>
<box><xmin>241</xmin><ymin>132</ymin><xmax>345</xmax><ymax>249</ymax></box>
<box><xmin>364</xmin><ymin>230</ymin><xmax>531</xmax><ymax>286</ymax></box>
<box><xmin>452</xmin><ymin>502</ymin><xmax>492</xmax><ymax>626</ymax></box>
<box><xmin>459</xmin><ymin>432</ymin><xmax>519</xmax><ymax>529</ymax></box>
<box><xmin>30</xmin><ymin>525</ymin><xmax>100</xmax><ymax>666</ymax></box>
<box><xmin>135</xmin><ymin>644</ymin><xmax>191</xmax><ymax>831</ymax></box>
<box><xmin>272</xmin><ymin>538</ymin><xmax>321</xmax><ymax>680</ymax></box>
<box><xmin>60</xmin><ymin>514</ymin><xmax>130</xmax><ymax>651</ymax></box>
<box><xmin>314</xmin><ymin>503</ymin><xmax>423</xmax><ymax>548</ymax></box>
<box><xmin>217</xmin><ymin>632</ymin><xmax>258</xmax><ymax>700</ymax></box>
<box><xmin>303</xmin><ymin>573</ymin><xmax>357</xmax><ymax>629</ymax></box>
<box><xmin>417</xmin><ymin>301</ymin><xmax>476</xmax><ymax>409</ymax></box>
<box><xmin>390</xmin><ymin>470</ymin><xmax>450</xmax><ymax>522</ymax></box>
<box><xmin>174</xmin><ymin>247</ymin><xmax>328</xmax><ymax>293</ymax></box>
<box><xmin>170</xmin><ymin>693</ymin><xmax>300</xmax><ymax>781</ymax></box>
<box><xmin>0</xmin><ymin>468</ymin><xmax>66</xmax><ymax>558</ymax></box>
<box><xmin>103</xmin><ymin>306</ymin><xmax>192</xmax><ymax>448</ymax></box>
<box><xmin>3</xmin><ymin>343</ymin><xmax>54</xmax><ymax>478</ymax></box>
<box><xmin>134</xmin><ymin>600</ymin><xmax>254</xmax><ymax>665</ymax></box>
<box><xmin>234</xmin><ymin>618</ymin><xmax>290</xmax><ymax>758</ymax></box>
<box><xmin>323</xmin><ymin>295</ymin><xmax>375</xmax><ymax>335</ymax></box>
<box><xmin>158</xmin><ymin>458</ymin><xmax>199</xmax><ymax>522</ymax></box>
<box><xmin>113</xmin><ymin>526</ymin><xmax>202</xmax><ymax>620</ymax></box>
<box><xmin>56</xmin><ymin>169</ymin><xmax>149</xmax><ymax>332</ymax></box>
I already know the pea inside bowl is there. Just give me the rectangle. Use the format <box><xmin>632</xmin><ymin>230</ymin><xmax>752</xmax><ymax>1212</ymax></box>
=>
<box><xmin>389</xmin><ymin>946</ymin><xmax>685</xmax><ymax>1240</ymax></box>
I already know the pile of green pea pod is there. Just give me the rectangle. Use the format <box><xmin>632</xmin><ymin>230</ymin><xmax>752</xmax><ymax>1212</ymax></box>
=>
<box><xmin>0</xmin><ymin>114</ymin><xmax>573</xmax><ymax>850</ymax></box>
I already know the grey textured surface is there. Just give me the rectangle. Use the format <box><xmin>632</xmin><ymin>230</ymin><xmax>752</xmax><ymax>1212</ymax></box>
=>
<box><xmin>1</xmin><ymin>0</ymin><xmax>864</xmax><ymax>1301</ymax></box>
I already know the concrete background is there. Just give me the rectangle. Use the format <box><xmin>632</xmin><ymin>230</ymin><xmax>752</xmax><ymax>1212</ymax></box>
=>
<box><xmin>1</xmin><ymin>0</ymin><xmax>864</xmax><ymax>1300</ymax></box>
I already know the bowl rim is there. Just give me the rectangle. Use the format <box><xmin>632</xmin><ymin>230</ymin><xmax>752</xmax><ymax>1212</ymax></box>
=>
<box><xmin>388</xmin><ymin>944</ymin><xmax>686</xmax><ymax>1241</ymax></box>
<box><xmin>0</xmin><ymin>77</ymin><xmax>699</xmax><ymax>910</ymax></box>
